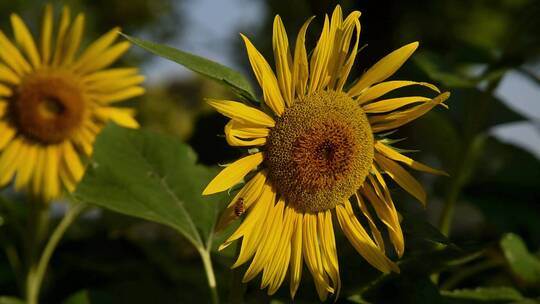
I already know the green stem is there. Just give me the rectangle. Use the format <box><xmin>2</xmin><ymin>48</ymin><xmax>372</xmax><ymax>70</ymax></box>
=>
<box><xmin>440</xmin><ymin>259</ymin><xmax>503</xmax><ymax>290</ymax></box>
<box><xmin>228</xmin><ymin>243</ymin><xmax>246</xmax><ymax>304</ymax></box>
<box><xmin>200</xmin><ymin>249</ymin><xmax>219</xmax><ymax>304</ymax></box>
<box><xmin>26</xmin><ymin>203</ymin><xmax>85</xmax><ymax>304</ymax></box>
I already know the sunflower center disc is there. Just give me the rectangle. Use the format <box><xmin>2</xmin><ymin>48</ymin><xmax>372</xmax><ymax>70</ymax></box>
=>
<box><xmin>14</xmin><ymin>70</ymin><xmax>85</xmax><ymax>144</ymax></box>
<box><xmin>266</xmin><ymin>90</ymin><xmax>374</xmax><ymax>213</ymax></box>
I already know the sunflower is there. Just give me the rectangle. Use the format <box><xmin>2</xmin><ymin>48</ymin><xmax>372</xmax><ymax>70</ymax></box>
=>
<box><xmin>0</xmin><ymin>4</ymin><xmax>144</xmax><ymax>201</ymax></box>
<box><xmin>203</xmin><ymin>5</ymin><xmax>449</xmax><ymax>301</ymax></box>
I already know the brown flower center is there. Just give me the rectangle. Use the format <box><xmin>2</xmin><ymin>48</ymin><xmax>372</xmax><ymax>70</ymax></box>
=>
<box><xmin>265</xmin><ymin>90</ymin><xmax>374</xmax><ymax>213</ymax></box>
<box><xmin>13</xmin><ymin>70</ymin><xmax>85</xmax><ymax>143</ymax></box>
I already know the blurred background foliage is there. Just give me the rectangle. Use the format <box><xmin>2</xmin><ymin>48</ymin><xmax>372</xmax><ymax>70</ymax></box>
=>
<box><xmin>1</xmin><ymin>0</ymin><xmax>540</xmax><ymax>303</ymax></box>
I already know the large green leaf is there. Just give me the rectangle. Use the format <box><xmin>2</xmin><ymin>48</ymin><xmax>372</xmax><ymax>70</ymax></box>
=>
<box><xmin>0</xmin><ymin>297</ymin><xmax>24</xmax><ymax>304</ymax></box>
<box><xmin>122</xmin><ymin>34</ymin><xmax>256</xmax><ymax>102</ymax></box>
<box><xmin>500</xmin><ymin>233</ymin><xmax>540</xmax><ymax>286</ymax></box>
<box><xmin>74</xmin><ymin>124</ymin><xmax>224</xmax><ymax>250</ymax></box>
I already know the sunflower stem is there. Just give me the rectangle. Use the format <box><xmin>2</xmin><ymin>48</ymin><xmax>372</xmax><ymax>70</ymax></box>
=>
<box><xmin>25</xmin><ymin>202</ymin><xmax>85</xmax><ymax>304</ymax></box>
<box><xmin>200</xmin><ymin>249</ymin><xmax>219</xmax><ymax>304</ymax></box>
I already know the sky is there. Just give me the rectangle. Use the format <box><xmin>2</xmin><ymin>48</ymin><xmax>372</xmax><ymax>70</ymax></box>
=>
<box><xmin>143</xmin><ymin>0</ymin><xmax>540</xmax><ymax>159</ymax></box>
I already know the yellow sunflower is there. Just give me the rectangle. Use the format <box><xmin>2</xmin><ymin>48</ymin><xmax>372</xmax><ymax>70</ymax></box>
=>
<box><xmin>203</xmin><ymin>5</ymin><xmax>450</xmax><ymax>301</ymax></box>
<box><xmin>0</xmin><ymin>4</ymin><xmax>144</xmax><ymax>201</ymax></box>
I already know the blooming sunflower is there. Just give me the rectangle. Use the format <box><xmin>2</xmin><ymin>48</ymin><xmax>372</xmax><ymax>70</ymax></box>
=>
<box><xmin>0</xmin><ymin>5</ymin><xmax>144</xmax><ymax>201</ymax></box>
<box><xmin>203</xmin><ymin>5</ymin><xmax>450</xmax><ymax>301</ymax></box>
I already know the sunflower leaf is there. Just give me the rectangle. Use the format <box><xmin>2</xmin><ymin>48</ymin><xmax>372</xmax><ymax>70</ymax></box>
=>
<box><xmin>441</xmin><ymin>287</ymin><xmax>526</xmax><ymax>302</ymax></box>
<box><xmin>122</xmin><ymin>34</ymin><xmax>257</xmax><ymax>102</ymax></box>
<box><xmin>74</xmin><ymin>124</ymin><xmax>225</xmax><ymax>250</ymax></box>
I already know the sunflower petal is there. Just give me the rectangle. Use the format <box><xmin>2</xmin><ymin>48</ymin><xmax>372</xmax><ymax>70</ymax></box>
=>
<box><xmin>241</xmin><ymin>34</ymin><xmax>285</xmax><ymax>116</ymax></box>
<box><xmin>363</xmin><ymin>96</ymin><xmax>432</xmax><ymax>113</ymax></box>
<box><xmin>0</xmin><ymin>64</ymin><xmax>21</xmax><ymax>85</ymax></box>
<box><xmin>207</xmin><ymin>99</ymin><xmax>275</xmax><ymax>127</ymax></box>
<box><xmin>0</xmin><ymin>30</ymin><xmax>31</xmax><ymax>75</ymax></box>
<box><xmin>14</xmin><ymin>142</ymin><xmax>37</xmax><ymax>190</ymax></box>
<box><xmin>357</xmin><ymin>80</ymin><xmax>440</xmax><ymax>104</ymax></box>
<box><xmin>308</xmin><ymin>15</ymin><xmax>331</xmax><ymax>93</ymax></box>
<box><xmin>349</xmin><ymin>42</ymin><xmax>419</xmax><ymax>96</ymax></box>
<box><xmin>273</xmin><ymin>15</ymin><xmax>293</xmax><ymax>106</ymax></box>
<box><xmin>215</xmin><ymin>171</ymin><xmax>267</xmax><ymax>232</ymax></box>
<box><xmin>62</xmin><ymin>13</ymin><xmax>85</xmax><ymax>65</ymax></box>
<box><xmin>374</xmin><ymin>153</ymin><xmax>426</xmax><ymax>205</ymax></box>
<box><xmin>318</xmin><ymin>211</ymin><xmax>341</xmax><ymax>298</ymax></box>
<box><xmin>10</xmin><ymin>14</ymin><xmax>41</xmax><ymax>68</ymax></box>
<box><xmin>224</xmin><ymin>120</ymin><xmax>268</xmax><ymax>147</ymax></box>
<box><xmin>303</xmin><ymin>213</ymin><xmax>333</xmax><ymax>301</ymax></box>
<box><xmin>289</xmin><ymin>210</ymin><xmax>303</xmax><ymax>298</ymax></box>
<box><xmin>336</xmin><ymin>201</ymin><xmax>399</xmax><ymax>273</ymax></box>
<box><xmin>292</xmin><ymin>16</ymin><xmax>314</xmax><ymax>98</ymax></box>
<box><xmin>355</xmin><ymin>192</ymin><xmax>385</xmax><ymax>251</ymax></box>
<box><xmin>203</xmin><ymin>153</ymin><xmax>263</xmax><ymax>195</ymax></box>
<box><xmin>375</xmin><ymin>141</ymin><xmax>448</xmax><ymax>175</ymax></box>
<box><xmin>52</xmin><ymin>6</ymin><xmax>71</xmax><ymax>66</ymax></box>
<box><xmin>41</xmin><ymin>4</ymin><xmax>53</xmax><ymax>64</ymax></box>
<box><xmin>370</xmin><ymin>92</ymin><xmax>450</xmax><ymax>133</ymax></box>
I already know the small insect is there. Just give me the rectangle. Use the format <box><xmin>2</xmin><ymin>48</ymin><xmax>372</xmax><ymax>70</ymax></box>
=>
<box><xmin>234</xmin><ymin>198</ymin><xmax>245</xmax><ymax>217</ymax></box>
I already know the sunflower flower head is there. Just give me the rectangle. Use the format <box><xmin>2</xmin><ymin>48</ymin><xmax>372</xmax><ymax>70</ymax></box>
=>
<box><xmin>203</xmin><ymin>5</ymin><xmax>450</xmax><ymax>301</ymax></box>
<box><xmin>0</xmin><ymin>4</ymin><xmax>144</xmax><ymax>201</ymax></box>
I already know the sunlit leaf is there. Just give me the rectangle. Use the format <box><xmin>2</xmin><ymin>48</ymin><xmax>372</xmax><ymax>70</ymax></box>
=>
<box><xmin>63</xmin><ymin>290</ymin><xmax>90</xmax><ymax>304</ymax></box>
<box><xmin>75</xmin><ymin>124</ymin><xmax>225</xmax><ymax>250</ymax></box>
<box><xmin>122</xmin><ymin>34</ymin><xmax>256</xmax><ymax>102</ymax></box>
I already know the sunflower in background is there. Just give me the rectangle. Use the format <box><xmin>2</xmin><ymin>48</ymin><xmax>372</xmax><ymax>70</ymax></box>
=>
<box><xmin>0</xmin><ymin>4</ymin><xmax>144</xmax><ymax>201</ymax></box>
<box><xmin>203</xmin><ymin>5</ymin><xmax>450</xmax><ymax>301</ymax></box>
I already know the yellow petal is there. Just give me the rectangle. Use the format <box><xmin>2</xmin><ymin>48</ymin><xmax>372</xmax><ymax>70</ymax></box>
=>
<box><xmin>83</xmin><ymin>68</ymin><xmax>139</xmax><ymax>83</ymax></box>
<box><xmin>94</xmin><ymin>107</ymin><xmax>139</xmax><ymax>128</ymax></box>
<box><xmin>272</xmin><ymin>15</ymin><xmax>293</xmax><ymax>106</ymax></box>
<box><xmin>362</xmin><ymin>179</ymin><xmax>404</xmax><ymax>257</ymax></box>
<box><xmin>243</xmin><ymin>198</ymin><xmax>284</xmax><ymax>282</ymax></box>
<box><xmin>0</xmin><ymin>121</ymin><xmax>16</xmax><ymax>149</ymax></box>
<box><xmin>289</xmin><ymin>210</ymin><xmax>303</xmax><ymax>298</ymax></box>
<box><xmin>355</xmin><ymin>192</ymin><xmax>385</xmax><ymax>252</ymax></box>
<box><xmin>241</xmin><ymin>34</ymin><xmax>285</xmax><ymax>116</ymax></box>
<box><xmin>203</xmin><ymin>152</ymin><xmax>263</xmax><ymax>195</ymax></box>
<box><xmin>224</xmin><ymin>120</ymin><xmax>268</xmax><ymax>147</ymax></box>
<box><xmin>52</xmin><ymin>6</ymin><xmax>71</xmax><ymax>66</ymax></box>
<box><xmin>335</xmin><ymin>15</ymin><xmax>361</xmax><ymax>91</ymax></box>
<box><xmin>75</xmin><ymin>41</ymin><xmax>131</xmax><ymax>73</ymax></box>
<box><xmin>357</xmin><ymin>80</ymin><xmax>440</xmax><ymax>104</ymax></box>
<box><xmin>336</xmin><ymin>201</ymin><xmax>399</xmax><ymax>273</ymax></box>
<box><xmin>292</xmin><ymin>16</ymin><xmax>314</xmax><ymax>98</ymax></box>
<box><xmin>349</xmin><ymin>42</ymin><xmax>419</xmax><ymax>96</ymax></box>
<box><xmin>0</xmin><ymin>85</ymin><xmax>13</xmax><ymax>97</ymax></box>
<box><xmin>31</xmin><ymin>147</ymin><xmax>46</xmax><ymax>197</ymax></box>
<box><xmin>370</xmin><ymin>92</ymin><xmax>450</xmax><ymax>133</ymax></box>
<box><xmin>62</xmin><ymin>13</ymin><xmax>85</xmax><ymax>65</ymax></box>
<box><xmin>0</xmin><ymin>30</ymin><xmax>31</xmax><ymax>75</ymax></box>
<box><xmin>374</xmin><ymin>153</ymin><xmax>426</xmax><ymax>205</ymax></box>
<box><xmin>263</xmin><ymin>203</ymin><xmax>294</xmax><ymax>294</ymax></box>
<box><xmin>303</xmin><ymin>213</ymin><xmax>333</xmax><ymax>301</ymax></box>
<box><xmin>215</xmin><ymin>171</ymin><xmax>267</xmax><ymax>232</ymax></box>
<box><xmin>63</xmin><ymin>141</ymin><xmax>85</xmax><ymax>184</ymax></box>
<box><xmin>10</xmin><ymin>14</ymin><xmax>40</xmax><ymax>68</ymax></box>
<box><xmin>308</xmin><ymin>15</ymin><xmax>332</xmax><ymax>94</ymax></box>
<box><xmin>375</xmin><ymin>141</ymin><xmax>448</xmax><ymax>176</ymax></box>
<box><xmin>0</xmin><ymin>138</ymin><xmax>23</xmax><ymax>186</ymax></box>
<box><xmin>318</xmin><ymin>211</ymin><xmax>341</xmax><ymax>298</ymax></box>
<box><xmin>41</xmin><ymin>4</ymin><xmax>53</xmax><ymax>64</ymax></box>
<box><xmin>363</xmin><ymin>96</ymin><xmax>432</xmax><ymax>113</ymax></box>
<box><xmin>86</xmin><ymin>75</ymin><xmax>145</xmax><ymax>93</ymax></box>
<box><xmin>0</xmin><ymin>64</ymin><xmax>21</xmax><ymax>85</ymax></box>
<box><xmin>219</xmin><ymin>182</ymin><xmax>274</xmax><ymax>252</ymax></box>
<box><xmin>14</xmin><ymin>142</ymin><xmax>37</xmax><ymax>191</ymax></box>
<box><xmin>43</xmin><ymin>145</ymin><xmax>61</xmax><ymax>201</ymax></box>
<box><xmin>72</xmin><ymin>27</ymin><xmax>122</xmax><ymax>71</ymax></box>
<box><xmin>207</xmin><ymin>99</ymin><xmax>275</xmax><ymax>127</ymax></box>
<box><xmin>96</xmin><ymin>86</ymin><xmax>146</xmax><ymax>103</ymax></box>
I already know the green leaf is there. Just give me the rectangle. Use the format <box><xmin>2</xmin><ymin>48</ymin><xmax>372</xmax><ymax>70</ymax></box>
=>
<box><xmin>401</xmin><ymin>215</ymin><xmax>453</xmax><ymax>252</ymax></box>
<box><xmin>63</xmin><ymin>290</ymin><xmax>91</xmax><ymax>304</ymax></box>
<box><xmin>0</xmin><ymin>297</ymin><xmax>25</xmax><ymax>304</ymax></box>
<box><xmin>441</xmin><ymin>287</ymin><xmax>524</xmax><ymax>302</ymax></box>
<box><xmin>500</xmin><ymin>233</ymin><xmax>540</xmax><ymax>286</ymax></box>
<box><xmin>74</xmin><ymin>124</ymin><xmax>225</xmax><ymax>250</ymax></box>
<box><xmin>414</xmin><ymin>52</ymin><xmax>477</xmax><ymax>88</ymax></box>
<box><xmin>122</xmin><ymin>34</ymin><xmax>256</xmax><ymax>102</ymax></box>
